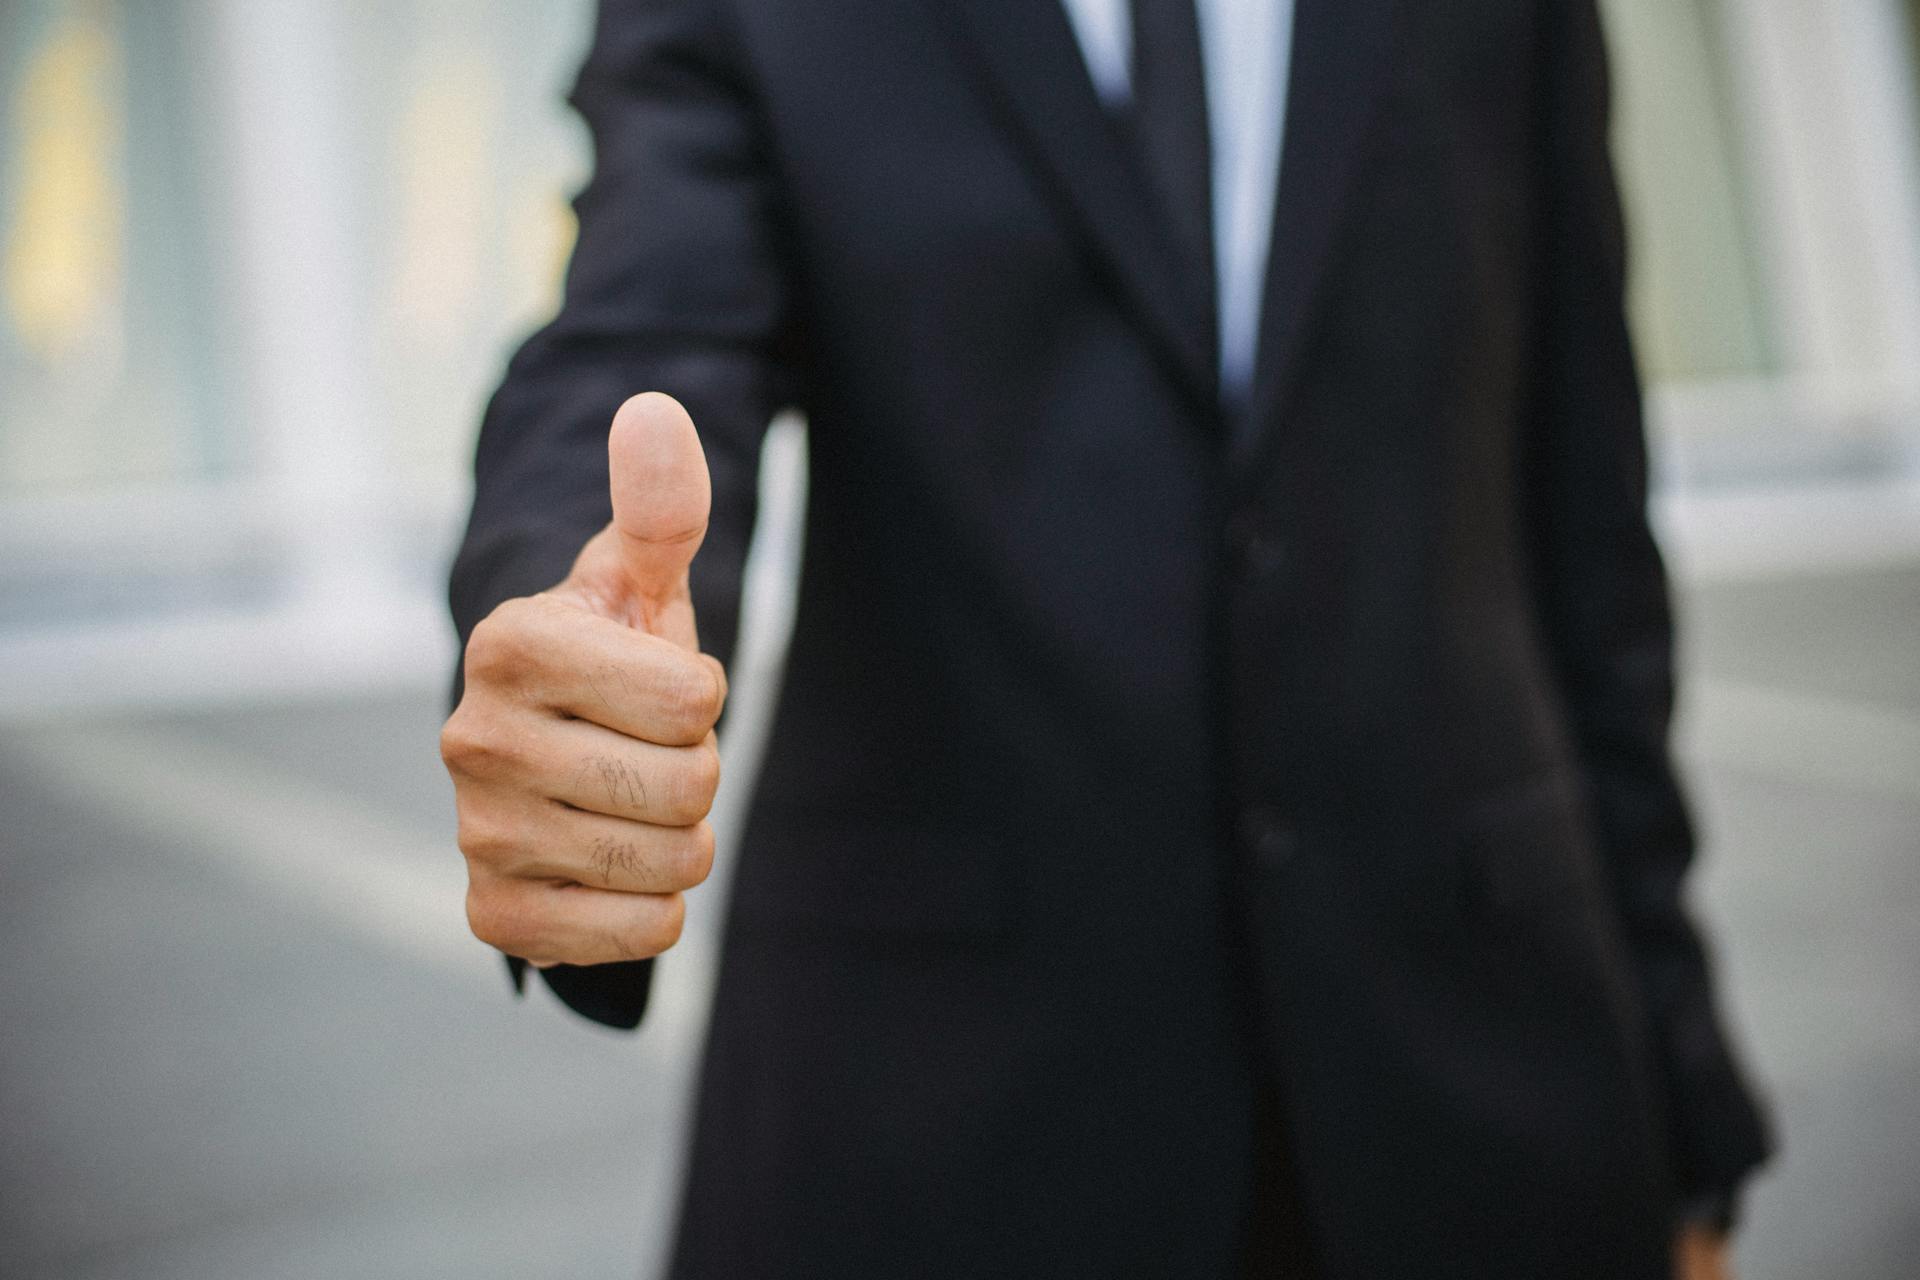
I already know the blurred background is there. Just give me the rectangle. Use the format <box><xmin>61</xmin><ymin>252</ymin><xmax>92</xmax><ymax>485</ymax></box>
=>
<box><xmin>1</xmin><ymin>0</ymin><xmax>1916</xmax><ymax>1277</ymax></box>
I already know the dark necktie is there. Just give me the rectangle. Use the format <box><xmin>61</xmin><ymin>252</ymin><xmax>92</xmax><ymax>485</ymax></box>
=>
<box><xmin>1129</xmin><ymin>0</ymin><xmax>1215</xmax><ymax>315</ymax></box>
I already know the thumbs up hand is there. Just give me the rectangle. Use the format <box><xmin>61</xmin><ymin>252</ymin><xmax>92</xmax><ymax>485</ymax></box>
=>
<box><xmin>442</xmin><ymin>394</ymin><xmax>727</xmax><ymax>968</ymax></box>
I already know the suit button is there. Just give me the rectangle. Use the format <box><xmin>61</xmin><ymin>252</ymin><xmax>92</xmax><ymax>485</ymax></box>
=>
<box><xmin>1227</xmin><ymin>510</ymin><xmax>1286</xmax><ymax>580</ymax></box>
<box><xmin>1240</xmin><ymin>806</ymin><xmax>1300</xmax><ymax>871</ymax></box>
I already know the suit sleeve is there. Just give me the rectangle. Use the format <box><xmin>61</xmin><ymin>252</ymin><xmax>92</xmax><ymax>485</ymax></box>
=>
<box><xmin>447</xmin><ymin>0</ymin><xmax>797</xmax><ymax>1029</ymax></box>
<box><xmin>1526</xmin><ymin>1</ymin><xmax>1773</xmax><ymax>1201</ymax></box>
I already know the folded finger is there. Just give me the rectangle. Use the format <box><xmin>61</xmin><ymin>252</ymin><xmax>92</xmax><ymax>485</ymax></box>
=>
<box><xmin>528</xmin><ymin>806</ymin><xmax>715</xmax><ymax>894</ymax></box>
<box><xmin>537</xmin><ymin>716</ymin><xmax>721</xmax><ymax>826</ymax></box>
<box><xmin>468</xmin><ymin>874</ymin><xmax>687</xmax><ymax>967</ymax></box>
<box><xmin>508</xmin><ymin>594</ymin><xmax>727</xmax><ymax>745</ymax></box>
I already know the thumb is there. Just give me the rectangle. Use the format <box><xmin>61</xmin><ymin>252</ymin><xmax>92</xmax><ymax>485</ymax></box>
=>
<box><xmin>607</xmin><ymin>392</ymin><xmax>711</xmax><ymax>635</ymax></box>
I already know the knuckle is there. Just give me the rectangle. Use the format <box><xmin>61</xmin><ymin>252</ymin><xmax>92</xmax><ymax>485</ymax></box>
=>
<box><xmin>657</xmin><ymin>660</ymin><xmax>725</xmax><ymax>740</ymax></box>
<box><xmin>666</xmin><ymin>744</ymin><xmax>721</xmax><ymax>822</ymax></box>
<box><xmin>439</xmin><ymin>711</ymin><xmax>523</xmax><ymax>782</ymax></box>
<box><xmin>453</xmin><ymin>810</ymin><xmax>505</xmax><ymax>867</ymax></box>
<box><xmin>463</xmin><ymin>618</ymin><xmax>510</xmax><ymax>688</ymax></box>
<box><xmin>453</xmin><ymin>796</ymin><xmax>527</xmax><ymax>872</ymax></box>
<box><xmin>466</xmin><ymin>881</ymin><xmax>542</xmax><ymax>956</ymax></box>
<box><xmin>465</xmin><ymin>599</ymin><xmax>541</xmax><ymax>688</ymax></box>
<box><xmin>603</xmin><ymin>895</ymin><xmax>682</xmax><ymax>962</ymax></box>
<box><xmin>439</xmin><ymin>710</ymin><xmax>487</xmax><ymax>776</ymax></box>
<box><xmin>670</xmin><ymin>822</ymin><xmax>717</xmax><ymax>888</ymax></box>
<box><xmin>642</xmin><ymin>893</ymin><xmax>687</xmax><ymax>953</ymax></box>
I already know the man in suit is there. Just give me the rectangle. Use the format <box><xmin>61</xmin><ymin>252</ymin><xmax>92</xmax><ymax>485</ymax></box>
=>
<box><xmin>442</xmin><ymin>1</ymin><xmax>1772</xmax><ymax>1275</ymax></box>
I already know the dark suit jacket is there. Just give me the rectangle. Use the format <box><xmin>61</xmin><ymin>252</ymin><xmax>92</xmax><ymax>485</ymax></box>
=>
<box><xmin>450</xmin><ymin>1</ymin><xmax>1773</xmax><ymax>1275</ymax></box>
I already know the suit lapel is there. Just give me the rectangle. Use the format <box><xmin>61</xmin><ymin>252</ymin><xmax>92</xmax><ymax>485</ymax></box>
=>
<box><xmin>1240</xmin><ymin>0</ymin><xmax>1398</xmax><ymax>466</ymax></box>
<box><xmin>934</xmin><ymin>0</ymin><xmax>1219</xmax><ymax>413</ymax></box>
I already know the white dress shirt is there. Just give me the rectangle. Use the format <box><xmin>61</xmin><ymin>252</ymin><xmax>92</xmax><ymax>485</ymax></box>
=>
<box><xmin>1058</xmin><ymin>0</ymin><xmax>1295</xmax><ymax>401</ymax></box>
